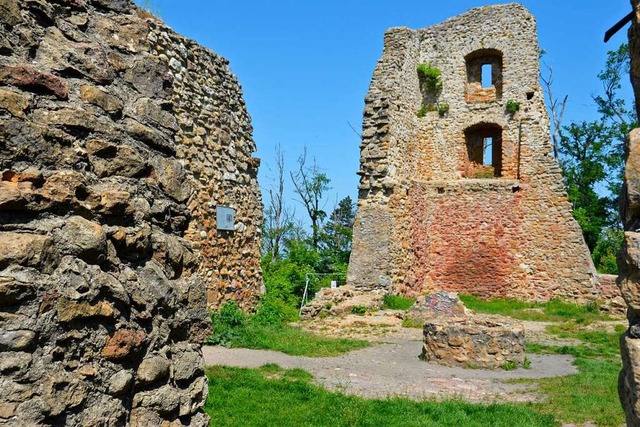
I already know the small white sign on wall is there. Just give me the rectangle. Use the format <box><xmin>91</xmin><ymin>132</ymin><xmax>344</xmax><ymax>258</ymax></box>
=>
<box><xmin>216</xmin><ymin>206</ymin><xmax>235</xmax><ymax>231</ymax></box>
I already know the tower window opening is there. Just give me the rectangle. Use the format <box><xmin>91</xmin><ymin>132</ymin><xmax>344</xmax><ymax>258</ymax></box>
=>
<box><xmin>481</xmin><ymin>64</ymin><xmax>493</xmax><ymax>88</ymax></box>
<box><xmin>464</xmin><ymin>123</ymin><xmax>503</xmax><ymax>178</ymax></box>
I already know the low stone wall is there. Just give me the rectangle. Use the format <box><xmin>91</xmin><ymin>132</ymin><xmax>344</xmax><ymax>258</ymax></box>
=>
<box><xmin>300</xmin><ymin>286</ymin><xmax>385</xmax><ymax>320</ymax></box>
<box><xmin>422</xmin><ymin>316</ymin><xmax>525</xmax><ymax>369</ymax></box>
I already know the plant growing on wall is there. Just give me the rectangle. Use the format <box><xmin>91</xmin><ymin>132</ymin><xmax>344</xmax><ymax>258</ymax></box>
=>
<box><xmin>437</xmin><ymin>102</ymin><xmax>450</xmax><ymax>117</ymax></box>
<box><xmin>506</xmin><ymin>99</ymin><xmax>521</xmax><ymax>114</ymax></box>
<box><xmin>417</xmin><ymin>63</ymin><xmax>443</xmax><ymax>93</ymax></box>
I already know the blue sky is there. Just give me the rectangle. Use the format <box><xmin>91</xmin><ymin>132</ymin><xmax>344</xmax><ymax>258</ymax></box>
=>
<box><xmin>151</xmin><ymin>0</ymin><xmax>633</xmax><ymax>219</ymax></box>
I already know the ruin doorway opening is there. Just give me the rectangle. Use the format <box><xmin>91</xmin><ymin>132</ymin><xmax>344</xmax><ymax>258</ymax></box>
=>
<box><xmin>465</xmin><ymin>123</ymin><xmax>503</xmax><ymax>177</ymax></box>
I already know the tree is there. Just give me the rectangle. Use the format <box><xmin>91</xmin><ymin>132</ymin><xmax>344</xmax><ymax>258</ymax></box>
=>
<box><xmin>290</xmin><ymin>148</ymin><xmax>331</xmax><ymax>251</ymax></box>
<box><xmin>558</xmin><ymin>121</ymin><xmax>614</xmax><ymax>250</ymax></box>
<box><xmin>555</xmin><ymin>43</ymin><xmax>637</xmax><ymax>271</ymax></box>
<box><xmin>320</xmin><ymin>196</ymin><xmax>356</xmax><ymax>268</ymax></box>
<box><xmin>540</xmin><ymin>57</ymin><xmax>568</xmax><ymax>158</ymax></box>
<box><xmin>262</xmin><ymin>144</ymin><xmax>294</xmax><ymax>263</ymax></box>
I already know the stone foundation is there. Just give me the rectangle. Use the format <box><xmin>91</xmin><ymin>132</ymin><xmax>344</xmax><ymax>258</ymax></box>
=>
<box><xmin>422</xmin><ymin>315</ymin><xmax>525</xmax><ymax>369</ymax></box>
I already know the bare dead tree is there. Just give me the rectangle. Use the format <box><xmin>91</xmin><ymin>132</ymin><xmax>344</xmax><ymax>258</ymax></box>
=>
<box><xmin>263</xmin><ymin>144</ymin><xmax>294</xmax><ymax>262</ymax></box>
<box><xmin>290</xmin><ymin>147</ymin><xmax>331</xmax><ymax>251</ymax></box>
<box><xmin>540</xmin><ymin>61</ymin><xmax>568</xmax><ymax>159</ymax></box>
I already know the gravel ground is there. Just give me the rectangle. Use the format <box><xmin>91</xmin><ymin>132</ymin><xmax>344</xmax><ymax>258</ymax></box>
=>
<box><xmin>203</xmin><ymin>337</ymin><xmax>576</xmax><ymax>403</ymax></box>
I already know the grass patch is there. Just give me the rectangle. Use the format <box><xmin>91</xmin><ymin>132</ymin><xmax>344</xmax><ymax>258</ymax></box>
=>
<box><xmin>520</xmin><ymin>323</ymin><xmax>624</xmax><ymax>426</ymax></box>
<box><xmin>206</xmin><ymin>301</ymin><xmax>369</xmax><ymax>357</ymax></box>
<box><xmin>221</xmin><ymin>323</ymin><xmax>370</xmax><ymax>357</ymax></box>
<box><xmin>205</xmin><ymin>365</ymin><xmax>557</xmax><ymax>427</ymax></box>
<box><xmin>383</xmin><ymin>294</ymin><xmax>416</xmax><ymax>310</ymax></box>
<box><xmin>459</xmin><ymin>295</ymin><xmax>609</xmax><ymax>323</ymax></box>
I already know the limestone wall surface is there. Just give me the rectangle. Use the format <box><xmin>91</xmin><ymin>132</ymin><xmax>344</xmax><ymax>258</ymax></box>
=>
<box><xmin>0</xmin><ymin>0</ymin><xmax>262</xmax><ymax>424</ymax></box>
<box><xmin>348</xmin><ymin>4</ymin><xmax>602</xmax><ymax>303</ymax></box>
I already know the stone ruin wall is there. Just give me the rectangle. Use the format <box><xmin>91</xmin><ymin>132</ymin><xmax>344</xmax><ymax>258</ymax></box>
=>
<box><xmin>0</xmin><ymin>0</ymin><xmax>263</xmax><ymax>425</ymax></box>
<box><xmin>348</xmin><ymin>4</ymin><xmax>613</xmax><ymax>304</ymax></box>
<box><xmin>618</xmin><ymin>1</ymin><xmax>640</xmax><ymax>424</ymax></box>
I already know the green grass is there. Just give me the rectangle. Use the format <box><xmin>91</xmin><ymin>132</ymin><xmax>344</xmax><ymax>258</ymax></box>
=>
<box><xmin>207</xmin><ymin>300</ymin><xmax>370</xmax><ymax>357</ymax></box>
<box><xmin>382</xmin><ymin>294</ymin><xmax>416</xmax><ymax>310</ymax></box>
<box><xmin>207</xmin><ymin>323</ymin><xmax>370</xmax><ymax>357</ymax></box>
<box><xmin>205</xmin><ymin>365</ymin><xmax>557</xmax><ymax>427</ymax></box>
<box><xmin>519</xmin><ymin>323</ymin><xmax>625</xmax><ymax>426</ymax></box>
<box><xmin>459</xmin><ymin>295</ymin><xmax>609</xmax><ymax>323</ymax></box>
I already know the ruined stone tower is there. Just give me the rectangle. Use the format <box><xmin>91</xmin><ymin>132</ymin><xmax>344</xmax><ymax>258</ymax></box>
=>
<box><xmin>348</xmin><ymin>3</ymin><xmax>599</xmax><ymax>301</ymax></box>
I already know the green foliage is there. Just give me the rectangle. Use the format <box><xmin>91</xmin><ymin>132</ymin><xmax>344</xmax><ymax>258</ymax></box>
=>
<box><xmin>437</xmin><ymin>102</ymin><xmax>450</xmax><ymax>117</ymax></box>
<box><xmin>401</xmin><ymin>317</ymin><xmax>423</xmax><ymax>328</ymax></box>
<box><xmin>351</xmin><ymin>305</ymin><xmax>367</xmax><ymax>315</ymax></box>
<box><xmin>227</xmin><ymin>323</ymin><xmax>369</xmax><ymax>357</ymax></box>
<box><xmin>207</xmin><ymin>301</ymin><xmax>248</xmax><ymax>346</ymax></box>
<box><xmin>458</xmin><ymin>295</ymin><xmax>610</xmax><ymax>323</ymax></box>
<box><xmin>505</xmin><ymin>99</ymin><xmax>521</xmax><ymax>114</ymax></box>
<box><xmin>319</xmin><ymin>197</ymin><xmax>355</xmax><ymax>271</ymax></box>
<box><xmin>416</xmin><ymin>63</ymin><xmax>443</xmax><ymax>93</ymax></box>
<box><xmin>592</xmin><ymin>228</ymin><xmax>623</xmax><ymax>274</ymax></box>
<box><xmin>417</xmin><ymin>104</ymin><xmax>428</xmax><ymax>118</ymax></box>
<box><xmin>501</xmin><ymin>361</ymin><xmax>518</xmax><ymax>371</ymax></box>
<box><xmin>559</xmin><ymin>121</ymin><xmax>616</xmax><ymax>251</ymax></box>
<box><xmin>205</xmin><ymin>365</ymin><xmax>557</xmax><ymax>427</ymax></box>
<box><xmin>382</xmin><ymin>294</ymin><xmax>416</xmax><ymax>310</ymax></box>
<box><xmin>207</xmin><ymin>300</ymin><xmax>369</xmax><ymax>356</ymax></box>
<box><xmin>557</xmin><ymin>43</ymin><xmax>636</xmax><ymax>261</ymax></box>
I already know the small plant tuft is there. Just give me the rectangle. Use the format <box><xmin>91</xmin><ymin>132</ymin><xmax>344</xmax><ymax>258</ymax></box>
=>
<box><xmin>383</xmin><ymin>294</ymin><xmax>416</xmax><ymax>310</ymax></box>
<box><xmin>401</xmin><ymin>317</ymin><xmax>423</xmax><ymax>328</ymax></box>
<box><xmin>351</xmin><ymin>305</ymin><xmax>367</xmax><ymax>316</ymax></box>
<box><xmin>506</xmin><ymin>99</ymin><xmax>521</xmax><ymax>114</ymax></box>
<box><xmin>417</xmin><ymin>63</ymin><xmax>443</xmax><ymax>93</ymax></box>
<box><xmin>417</xmin><ymin>104</ymin><xmax>427</xmax><ymax>118</ymax></box>
<box><xmin>437</xmin><ymin>102</ymin><xmax>450</xmax><ymax>117</ymax></box>
<box><xmin>502</xmin><ymin>360</ymin><xmax>519</xmax><ymax>371</ymax></box>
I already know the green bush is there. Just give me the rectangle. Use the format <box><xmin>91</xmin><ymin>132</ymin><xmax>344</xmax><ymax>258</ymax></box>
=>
<box><xmin>506</xmin><ymin>99</ymin><xmax>521</xmax><ymax>114</ymax></box>
<box><xmin>382</xmin><ymin>294</ymin><xmax>415</xmax><ymax>310</ymax></box>
<box><xmin>592</xmin><ymin>228</ymin><xmax>623</xmax><ymax>274</ymax></box>
<box><xmin>437</xmin><ymin>102</ymin><xmax>449</xmax><ymax>117</ymax></box>
<box><xmin>208</xmin><ymin>301</ymin><xmax>248</xmax><ymax>346</ymax></box>
<box><xmin>351</xmin><ymin>305</ymin><xmax>367</xmax><ymax>315</ymax></box>
<box><xmin>417</xmin><ymin>63</ymin><xmax>443</xmax><ymax>92</ymax></box>
<box><xmin>417</xmin><ymin>104</ymin><xmax>428</xmax><ymax>118</ymax></box>
<box><xmin>252</xmin><ymin>294</ymin><xmax>298</xmax><ymax>326</ymax></box>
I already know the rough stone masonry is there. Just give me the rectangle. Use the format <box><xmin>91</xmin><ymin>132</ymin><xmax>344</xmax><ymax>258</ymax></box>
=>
<box><xmin>348</xmin><ymin>3</ymin><xmax>613</xmax><ymax>304</ymax></box>
<box><xmin>618</xmin><ymin>1</ymin><xmax>640</xmax><ymax>424</ymax></box>
<box><xmin>0</xmin><ymin>0</ymin><xmax>263</xmax><ymax>425</ymax></box>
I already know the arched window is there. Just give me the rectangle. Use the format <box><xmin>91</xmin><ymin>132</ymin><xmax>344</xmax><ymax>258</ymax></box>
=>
<box><xmin>464</xmin><ymin>123</ymin><xmax>502</xmax><ymax>178</ymax></box>
<box><xmin>465</xmin><ymin>49</ymin><xmax>503</xmax><ymax>102</ymax></box>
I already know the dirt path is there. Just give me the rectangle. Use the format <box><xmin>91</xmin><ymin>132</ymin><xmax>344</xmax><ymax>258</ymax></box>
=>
<box><xmin>203</xmin><ymin>317</ymin><xmax>578</xmax><ymax>403</ymax></box>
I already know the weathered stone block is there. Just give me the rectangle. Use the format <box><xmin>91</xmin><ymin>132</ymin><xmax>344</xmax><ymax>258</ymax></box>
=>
<box><xmin>0</xmin><ymin>65</ymin><xmax>68</xmax><ymax>99</ymax></box>
<box><xmin>102</xmin><ymin>329</ymin><xmax>146</xmax><ymax>361</ymax></box>
<box><xmin>421</xmin><ymin>315</ymin><xmax>525</xmax><ymax>369</ymax></box>
<box><xmin>0</xmin><ymin>232</ymin><xmax>59</xmax><ymax>272</ymax></box>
